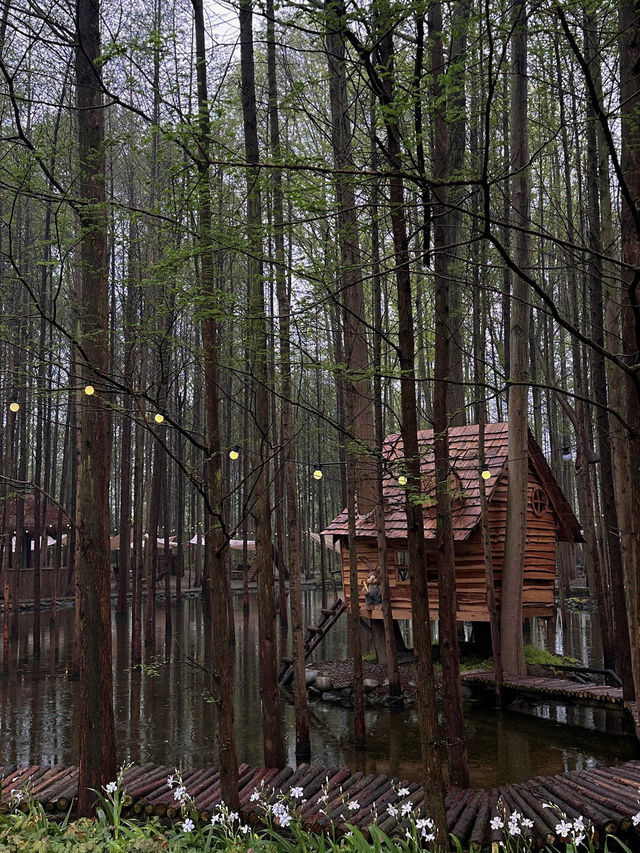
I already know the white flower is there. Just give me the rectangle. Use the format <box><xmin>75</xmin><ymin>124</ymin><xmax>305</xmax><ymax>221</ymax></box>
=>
<box><xmin>167</xmin><ymin>775</ymin><xmax>175</xmax><ymax>789</ymax></box>
<box><xmin>181</xmin><ymin>818</ymin><xmax>194</xmax><ymax>833</ymax></box>
<box><xmin>387</xmin><ymin>804</ymin><xmax>398</xmax><ymax>817</ymax></box>
<box><xmin>240</xmin><ymin>824</ymin><xmax>251</xmax><ymax>834</ymax></box>
<box><xmin>397</xmin><ymin>787</ymin><xmax>410</xmax><ymax>796</ymax></box>
<box><xmin>250</xmin><ymin>790</ymin><xmax>260</xmax><ymax>802</ymax></box>
<box><xmin>490</xmin><ymin>816</ymin><xmax>504</xmax><ymax>830</ymax></box>
<box><xmin>173</xmin><ymin>785</ymin><xmax>187</xmax><ymax>802</ymax></box>
<box><xmin>290</xmin><ymin>786</ymin><xmax>304</xmax><ymax>798</ymax></box>
<box><xmin>416</xmin><ymin>818</ymin><xmax>433</xmax><ymax>832</ymax></box>
<box><xmin>228</xmin><ymin>810</ymin><xmax>239</xmax><ymax>821</ymax></box>
<box><xmin>271</xmin><ymin>802</ymin><xmax>288</xmax><ymax>820</ymax></box>
<box><xmin>105</xmin><ymin>781</ymin><xmax>117</xmax><ymax>794</ymax></box>
<box><xmin>424</xmin><ymin>832</ymin><xmax>435</xmax><ymax>842</ymax></box>
<box><xmin>521</xmin><ymin>817</ymin><xmax>533</xmax><ymax>829</ymax></box>
<box><xmin>279</xmin><ymin>813</ymin><xmax>292</xmax><ymax>828</ymax></box>
<box><xmin>575</xmin><ymin>833</ymin><xmax>585</xmax><ymax>846</ymax></box>
<box><xmin>573</xmin><ymin>816</ymin><xmax>585</xmax><ymax>831</ymax></box>
<box><xmin>210</xmin><ymin>813</ymin><xmax>221</xmax><ymax>825</ymax></box>
<box><xmin>555</xmin><ymin>819</ymin><xmax>573</xmax><ymax>836</ymax></box>
<box><xmin>347</xmin><ymin>800</ymin><xmax>360</xmax><ymax>811</ymax></box>
<box><xmin>633</xmin><ymin>812</ymin><xmax>640</xmax><ymax>827</ymax></box>
<box><xmin>401</xmin><ymin>801</ymin><xmax>413</xmax><ymax>816</ymax></box>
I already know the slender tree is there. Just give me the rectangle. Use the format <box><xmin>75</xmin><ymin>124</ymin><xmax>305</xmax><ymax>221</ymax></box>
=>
<box><xmin>75</xmin><ymin>0</ymin><xmax>116</xmax><ymax>815</ymax></box>
<box><xmin>192</xmin><ymin>0</ymin><xmax>240</xmax><ymax>808</ymax></box>
<box><xmin>239</xmin><ymin>0</ymin><xmax>285</xmax><ymax>769</ymax></box>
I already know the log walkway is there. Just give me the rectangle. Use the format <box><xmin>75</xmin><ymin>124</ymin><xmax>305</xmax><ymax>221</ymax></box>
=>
<box><xmin>2</xmin><ymin>759</ymin><xmax>640</xmax><ymax>850</ymax></box>
<box><xmin>461</xmin><ymin>669</ymin><xmax>625</xmax><ymax>707</ymax></box>
<box><xmin>462</xmin><ymin>669</ymin><xmax>640</xmax><ymax>739</ymax></box>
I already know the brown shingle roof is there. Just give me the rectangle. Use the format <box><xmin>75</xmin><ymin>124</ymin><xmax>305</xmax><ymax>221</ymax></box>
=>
<box><xmin>322</xmin><ymin>422</ymin><xmax>582</xmax><ymax>543</ymax></box>
<box><xmin>1</xmin><ymin>493</ymin><xmax>71</xmax><ymax>534</ymax></box>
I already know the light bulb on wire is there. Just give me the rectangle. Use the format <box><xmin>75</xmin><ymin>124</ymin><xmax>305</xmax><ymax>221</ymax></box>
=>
<box><xmin>481</xmin><ymin>469</ymin><xmax>491</xmax><ymax>481</ymax></box>
<box><xmin>312</xmin><ymin>465</ymin><xmax>323</xmax><ymax>481</ymax></box>
<box><xmin>154</xmin><ymin>412</ymin><xmax>165</xmax><ymax>424</ymax></box>
<box><xmin>9</xmin><ymin>400</ymin><xmax>19</xmax><ymax>413</ymax></box>
<box><xmin>397</xmin><ymin>474</ymin><xmax>408</xmax><ymax>486</ymax></box>
<box><xmin>229</xmin><ymin>446</ymin><xmax>240</xmax><ymax>461</ymax></box>
<box><xmin>84</xmin><ymin>385</ymin><xmax>95</xmax><ymax>396</ymax></box>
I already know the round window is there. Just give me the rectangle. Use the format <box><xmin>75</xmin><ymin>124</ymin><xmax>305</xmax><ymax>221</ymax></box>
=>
<box><xmin>530</xmin><ymin>485</ymin><xmax>548</xmax><ymax>517</ymax></box>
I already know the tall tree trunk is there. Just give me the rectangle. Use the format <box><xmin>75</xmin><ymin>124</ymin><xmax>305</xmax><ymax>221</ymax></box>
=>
<box><xmin>325</xmin><ymin>0</ymin><xmax>372</xmax><ymax>749</ymax></box>
<box><xmin>616</xmin><ymin>0</ymin><xmax>640</xmax><ymax>706</ymax></box>
<box><xmin>192</xmin><ymin>0</ymin><xmax>240</xmax><ymax>808</ymax></box>
<box><xmin>266</xmin><ymin>0</ymin><xmax>310</xmax><ymax>758</ymax></box>
<box><xmin>501</xmin><ymin>0</ymin><xmax>530</xmax><ymax>676</ymax></box>
<box><xmin>239</xmin><ymin>0</ymin><xmax>285</xmax><ymax>769</ymax></box>
<box><xmin>75</xmin><ymin>0</ymin><xmax>116</xmax><ymax>814</ymax></box>
<box><xmin>370</xmin><ymin>96</ymin><xmax>401</xmax><ymax>700</ymax></box>
<box><xmin>429</xmin><ymin>0</ymin><xmax>469</xmax><ymax>788</ymax></box>
<box><xmin>584</xmin><ymin>8</ymin><xmax>633</xmax><ymax>697</ymax></box>
<box><xmin>370</xmin><ymin>7</ymin><xmax>448</xmax><ymax>840</ymax></box>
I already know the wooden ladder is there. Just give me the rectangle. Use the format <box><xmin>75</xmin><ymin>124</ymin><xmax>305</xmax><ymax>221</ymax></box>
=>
<box><xmin>278</xmin><ymin>597</ymin><xmax>346</xmax><ymax>686</ymax></box>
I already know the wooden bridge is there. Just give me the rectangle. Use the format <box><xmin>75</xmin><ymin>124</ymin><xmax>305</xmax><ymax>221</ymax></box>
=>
<box><xmin>461</xmin><ymin>669</ymin><xmax>640</xmax><ymax>738</ymax></box>
<box><xmin>3</xmin><ymin>759</ymin><xmax>640</xmax><ymax>850</ymax></box>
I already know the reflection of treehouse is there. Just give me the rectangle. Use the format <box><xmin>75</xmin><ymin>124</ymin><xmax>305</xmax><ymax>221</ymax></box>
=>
<box><xmin>322</xmin><ymin>423</ymin><xmax>583</xmax><ymax>628</ymax></box>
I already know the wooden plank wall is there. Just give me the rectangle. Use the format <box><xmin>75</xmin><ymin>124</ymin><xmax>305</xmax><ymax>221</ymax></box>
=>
<box><xmin>342</xmin><ymin>471</ymin><xmax>558</xmax><ymax>622</ymax></box>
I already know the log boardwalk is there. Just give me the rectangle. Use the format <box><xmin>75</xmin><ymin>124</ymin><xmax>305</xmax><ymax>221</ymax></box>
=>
<box><xmin>3</xmin><ymin>760</ymin><xmax>640</xmax><ymax>850</ymax></box>
<box><xmin>461</xmin><ymin>669</ymin><xmax>640</xmax><ymax>739</ymax></box>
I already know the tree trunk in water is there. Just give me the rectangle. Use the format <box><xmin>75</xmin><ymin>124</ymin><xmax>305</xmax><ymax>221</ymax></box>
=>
<box><xmin>192</xmin><ymin>0</ymin><xmax>240</xmax><ymax>808</ymax></box>
<box><xmin>615</xmin><ymin>0</ymin><xmax>640</xmax><ymax>705</ymax></box>
<box><xmin>430</xmin><ymin>0</ymin><xmax>469</xmax><ymax>788</ymax></box>
<box><xmin>370</xmin><ymin>99</ymin><xmax>401</xmax><ymax>700</ymax></box>
<box><xmin>266</xmin><ymin>0</ymin><xmax>310</xmax><ymax>759</ymax></box>
<box><xmin>239</xmin><ymin>0</ymin><xmax>284</xmax><ymax>769</ymax></box>
<box><xmin>584</xmin><ymin>8</ymin><xmax>634</xmax><ymax>697</ymax></box>
<box><xmin>501</xmin><ymin>0</ymin><xmax>530</xmax><ymax>676</ymax></box>
<box><xmin>371</xmin><ymin>11</ymin><xmax>448</xmax><ymax>839</ymax></box>
<box><xmin>75</xmin><ymin>0</ymin><xmax>116</xmax><ymax>814</ymax></box>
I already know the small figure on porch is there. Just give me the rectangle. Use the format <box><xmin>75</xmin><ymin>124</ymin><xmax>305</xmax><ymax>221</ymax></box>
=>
<box><xmin>363</xmin><ymin>572</ymin><xmax>382</xmax><ymax>610</ymax></box>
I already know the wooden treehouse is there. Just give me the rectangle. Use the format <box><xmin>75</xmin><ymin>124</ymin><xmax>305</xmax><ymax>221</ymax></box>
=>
<box><xmin>322</xmin><ymin>422</ymin><xmax>583</xmax><ymax>626</ymax></box>
<box><xmin>1</xmin><ymin>493</ymin><xmax>73</xmax><ymax>598</ymax></box>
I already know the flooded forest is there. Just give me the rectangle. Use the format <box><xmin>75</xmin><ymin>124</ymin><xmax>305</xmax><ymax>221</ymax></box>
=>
<box><xmin>1</xmin><ymin>0</ymin><xmax>640</xmax><ymax>830</ymax></box>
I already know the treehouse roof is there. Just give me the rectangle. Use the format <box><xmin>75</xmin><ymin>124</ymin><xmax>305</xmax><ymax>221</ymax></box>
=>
<box><xmin>323</xmin><ymin>422</ymin><xmax>582</xmax><ymax>544</ymax></box>
<box><xmin>1</xmin><ymin>493</ymin><xmax>72</xmax><ymax>535</ymax></box>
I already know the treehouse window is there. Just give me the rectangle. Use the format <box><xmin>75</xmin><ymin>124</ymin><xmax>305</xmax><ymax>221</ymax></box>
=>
<box><xmin>396</xmin><ymin>550</ymin><xmax>409</xmax><ymax>581</ymax></box>
<box><xmin>530</xmin><ymin>485</ymin><xmax>549</xmax><ymax>517</ymax></box>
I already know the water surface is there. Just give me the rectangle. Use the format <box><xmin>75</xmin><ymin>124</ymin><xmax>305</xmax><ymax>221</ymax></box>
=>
<box><xmin>0</xmin><ymin>592</ymin><xmax>635</xmax><ymax>788</ymax></box>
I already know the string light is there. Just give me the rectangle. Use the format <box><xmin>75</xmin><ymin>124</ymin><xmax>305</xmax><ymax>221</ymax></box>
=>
<box><xmin>84</xmin><ymin>385</ymin><xmax>95</xmax><ymax>396</ymax></box>
<box><xmin>9</xmin><ymin>400</ymin><xmax>19</xmax><ymax>413</ymax></box>
<box><xmin>397</xmin><ymin>475</ymin><xmax>408</xmax><ymax>486</ymax></box>
<box><xmin>229</xmin><ymin>446</ymin><xmax>240</xmax><ymax>461</ymax></box>
<box><xmin>481</xmin><ymin>469</ymin><xmax>491</xmax><ymax>481</ymax></box>
<box><xmin>154</xmin><ymin>412</ymin><xmax>165</xmax><ymax>424</ymax></box>
<box><xmin>562</xmin><ymin>447</ymin><xmax>573</xmax><ymax>462</ymax></box>
<box><xmin>312</xmin><ymin>464</ymin><xmax>323</xmax><ymax>481</ymax></box>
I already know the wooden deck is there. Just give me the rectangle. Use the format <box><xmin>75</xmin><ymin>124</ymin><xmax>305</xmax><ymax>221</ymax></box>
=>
<box><xmin>2</xmin><ymin>760</ymin><xmax>640</xmax><ymax>850</ymax></box>
<box><xmin>463</xmin><ymin>668</ymin><xmax>631</xmax><ymax>707</ymax></box>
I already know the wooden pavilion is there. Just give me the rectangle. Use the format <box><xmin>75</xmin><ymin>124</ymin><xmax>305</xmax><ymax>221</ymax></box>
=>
<box><xmin>322</xmin><ymin>422</ymin><xmax>583</xmax><ymax>623</ymax></box>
